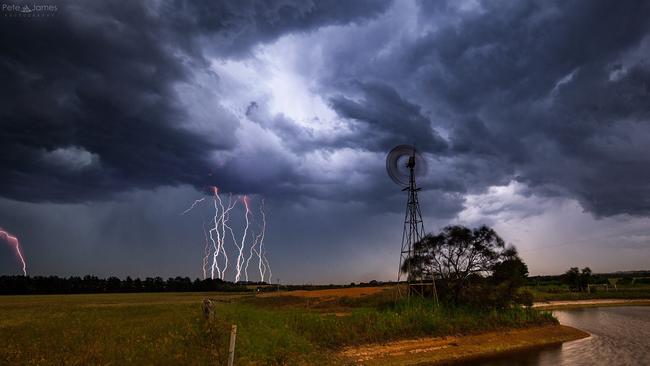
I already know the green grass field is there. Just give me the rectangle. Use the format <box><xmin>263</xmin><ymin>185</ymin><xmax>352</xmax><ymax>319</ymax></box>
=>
<box><xmin>0</xmin><ymin>290</ymin><xmax>556</xmax><ymax>365</ymax></box>
<box><xmin>528</xmin><ymin>285</ymin><xmax>650</xmax><ymax>302</ymax></box>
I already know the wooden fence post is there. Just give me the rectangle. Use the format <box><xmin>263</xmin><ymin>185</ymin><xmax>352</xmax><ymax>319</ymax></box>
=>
<box><xmin>227</xmin><ymin>324</ymin><xmax>237</xmax><ymax>366</ymax></box>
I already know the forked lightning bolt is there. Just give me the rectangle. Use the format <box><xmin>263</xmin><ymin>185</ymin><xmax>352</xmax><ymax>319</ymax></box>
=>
<box><xmin>0</xmin><ymin>228</ymin><xmax>27</xmax><ymax>276</ymax></box>
<box><xmin>201</xmin><ymin>220</ymin><xmax>211</xmax><ymax>280</ymax></box>
<box><xmin>213</xmin><ymin>190</ymin><xmax>237</xmax><ymax>280</ymax></box>
<box><xmin>233</xmin><ymin>196</ymin><xmax>251</xmax><ymax>282</ymax></box>
<box><xmin>207</xmin><ymin>187</ymin><xmax>235</xmax><ymax>280</ymax></box>
<box><xmin>244</xmin><ymin>230</ymin><xmax>263</xmax><ymax>281</ymax></box>
<box><xmin>244</xmin><ymin>199</ymin><xmax>271</xmax><ymax>283</ymax></box>
<box><xmin>263</xmin><ymin>252</ymin><xmax>272</xmax><ymax>283</ymax></box>
<box><xmin>181</xmin><ymin>198</ymin><xmax>206</xmax><ymax>215</ymax></box>
<box><xmin>258</xmin><ymin>199</ymin><xmax>271</xmax><ymax>282</ymax></box>
<box><xmin>183</xmin><ymin>188</ymin><xmax>272</xmax><ymax>282</ymax></box>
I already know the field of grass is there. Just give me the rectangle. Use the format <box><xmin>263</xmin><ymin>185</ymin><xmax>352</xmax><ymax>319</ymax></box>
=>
<box><xmin>528</xmin><ymin>284</ymin><xmax>650</xmax><ymax>302</ymax></box>
<box><xmin>0</xmin><ymin>288</ymin><xmax>557</xmax><ymax>365</ymax></box>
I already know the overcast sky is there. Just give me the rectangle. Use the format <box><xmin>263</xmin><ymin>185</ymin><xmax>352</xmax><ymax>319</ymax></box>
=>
<box><xmin>1</xmin><ymin>0</ymin><xmax>650</xmax><ymax>283</ymax></box>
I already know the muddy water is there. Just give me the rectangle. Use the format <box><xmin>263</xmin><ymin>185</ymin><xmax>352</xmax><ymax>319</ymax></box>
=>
<box><xmin>463</xmin><ymin>306</ymin><xmax>650</xmax><ymax>366</ymax></box>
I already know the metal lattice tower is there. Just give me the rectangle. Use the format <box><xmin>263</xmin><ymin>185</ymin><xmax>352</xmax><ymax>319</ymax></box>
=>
<box><xmin>390</xmin><ymin>149</ymin><xmax>438</xmax><ymax>303</ymax></box>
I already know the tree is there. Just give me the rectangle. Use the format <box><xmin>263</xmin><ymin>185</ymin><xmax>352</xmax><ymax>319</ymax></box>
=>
<box><xmin>562</xmin><ymin>267</ymin><xmax>580</xmax><ymax>291</ymax></box>
<box><xmin>490</xmin><ymin>254</ymin><xmax>530</xmax><ymax>308</ymax></box>
<box><xmin>402</xmin><ymin>225</ymin><xmax>528</xmax><ymax>306</ymax></box>
<box><xmin>580</xmin><ymin>267</ymin><xmax>592</xmax><ymax>291</ymax></box>
<box><xmin>491</xmin><ymin>254</ymin><xmax>529</xmax><ymax>287</ymax></box>
<box><xmin>562</xmin><ymin>266</ymin><xmax>592</xmax><ymax>292</ymax></box>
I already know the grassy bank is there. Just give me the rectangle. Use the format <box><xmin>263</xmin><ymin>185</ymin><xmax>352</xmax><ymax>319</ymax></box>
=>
<box><xmin>212</xmin><ymin>299</ymin><xmax>556</xmax><ymax>364</ymax></box>
<box><xmin>528</xmin><ymin>285</ymin><xmax>650</xmax><ymax>302</ymax></box>
<box><xmin>0</xmin><ymin>291</ymin><xmax>556</xmax><ymax>365</ymax></box>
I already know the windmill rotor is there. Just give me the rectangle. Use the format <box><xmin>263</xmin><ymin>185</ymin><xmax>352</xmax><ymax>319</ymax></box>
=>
<box><xmin>386</xmin><ymin>144</ymin><xmax>427</xmax><ymax>186</ymax></box>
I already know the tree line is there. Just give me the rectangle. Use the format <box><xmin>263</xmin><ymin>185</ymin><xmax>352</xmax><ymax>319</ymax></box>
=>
<box><xmin>0</xmin><ymin>275</ymin><xmax>253</xmax><ymax>295</ymax></box>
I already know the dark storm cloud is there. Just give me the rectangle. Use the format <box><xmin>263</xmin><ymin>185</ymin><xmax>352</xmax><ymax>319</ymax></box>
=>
<box><xmin>3</xmin><ymin>0</ymin><xmax>648</xmax><ymax>215</ymax></box>
<box><xmin>0</xmin><ymin>0</ymin><xmax>391</xmax><ymax>203</ymax></box>
<box><xmin>410</xmin><ymin>1</ymin><xmax>650</xmax><ymax>107</ymax></box>
<box><xmin>424</xmin><ymin>0</ymin><xmax>650</xmax><ymax>217</ymax></box>
<box><xmin>240</xmin><ymin>0</ymin><xmax>650</xmax><ymax>217</ymax></box>
<box><xmin>245</xmin><ymin>102</ymin><xmax>324</xmax><ymax>153</ymax></box>
<box><xmin>243</xmin><ymin>94</ymin><xmax>459</xmax><ymax>216</ymax></box>
<box><xmin>165</xmin><ymin>0</ymin><xmax>392</xmax><ymax>58</ymax></box>
<box><xmin>314</xmin><ymin>0</ymin><xmax>650</xmax><ymax>217</ymax></box>
<box><xmin>247</xmin><ymin>80</ymin><xmax>448</xmax><ymax>155</ymax></box>
<box><xmin>0</xmin><ymin>1</ymin><xmax>207</xmax><ymax>202</ymax></box>
<box><xmin>329</xmin><ymin>81</ymin><xmax>448</xmax><ymax>153</ymax></box>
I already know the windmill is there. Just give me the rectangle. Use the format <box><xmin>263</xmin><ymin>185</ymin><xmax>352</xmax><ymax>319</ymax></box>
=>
<box><xmin>386</xmin><ymin>145</ymin><xmax>437</xmax><ymax>303</ymax></box>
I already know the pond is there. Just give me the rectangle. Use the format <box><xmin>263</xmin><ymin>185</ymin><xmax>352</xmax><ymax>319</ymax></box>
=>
<box><xmin>463</xmin><ymin>306</ymin><xmax>650</xmax><ymax>366</ymax></box>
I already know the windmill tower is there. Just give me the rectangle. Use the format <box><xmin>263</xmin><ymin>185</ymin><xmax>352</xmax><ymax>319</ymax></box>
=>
<box><xmin>386</xmin><ymin>145</ymin><xmax>438</xmax><ymax>303</ymax></box>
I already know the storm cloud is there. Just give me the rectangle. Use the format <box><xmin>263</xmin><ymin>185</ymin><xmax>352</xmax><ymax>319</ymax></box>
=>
<box><xmin>0</xmin><ymin>0</ymin><xmax>390</xmax><ymax>202</ymax></box>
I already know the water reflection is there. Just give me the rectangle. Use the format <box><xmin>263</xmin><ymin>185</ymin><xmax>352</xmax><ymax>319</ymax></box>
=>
<box><xmin>458</xmin><ymin>306</ymin><xmax>650</xmax><ymax>366</ymax></box>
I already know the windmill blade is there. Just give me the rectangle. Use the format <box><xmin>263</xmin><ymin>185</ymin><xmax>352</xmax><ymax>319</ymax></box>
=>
<box><xmin>386</xmin><ymin>145</ymin><xmax>427</xmax><ymax>186</ymax></box>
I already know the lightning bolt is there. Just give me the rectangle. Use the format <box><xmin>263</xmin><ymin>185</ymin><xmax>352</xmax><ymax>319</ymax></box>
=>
<box><xmin>208</xmin><ymin>187</ymin><xmax>222</xmax><ymax>279</ymax></box>
<box><xmin>241</xmin><ymin>198</ymin><xmax>271</xmax><ymax>283</ymax></box>
<box><xmin>244</xmin><ymin>230</ymin><xmax>263</xmax><ymax>281</ymax></box>
<box><xmin>258</xmin><ymin>199</ymin><xmax>269</xmax><ymax>282</ymax></box>
<box><xmin>201</xmin><ymin>220</ymin><xmax>211</xmax><ymax>280</ymax></box>
<box><xmin>185</xmin><ymin>189</ymin><xmax>272</xmax><ymax>282</ymax></box>
<box><xmin>181</xmin><ymin>197</ymin><xmax>205</xmax><ymax>215</ymax></box>
<box><xmin>180</xmin><ymin>194</ymin><xmax>212</xmax><ymax>279</ymax></box>
<box><xmin>263</xmin><ymin>250</ymin><xmax>272</xmax><ymax>284</ymax></box>
<box><xmin>233</xmin><ymin>195</ymin><xmax>251</xmax><ymax>282</ymax></box>
<box><xmin>208</xmin><ymin>187</ymin><xmax>232</xmax><ymax>280</ymax></box>
<box><xmin>0</xmin><ymin>228</ymin><xmax>27</xmax><ymax>276</ymax></box>
<box><xmin>217</xmin><ymin>193</ymin><xmax>237</xmax><ymax>280</ymax></box>
<box><xmin>204</xmin><ymin>187</ymin><xmax>239</xmax><ymax>280</ymax></box>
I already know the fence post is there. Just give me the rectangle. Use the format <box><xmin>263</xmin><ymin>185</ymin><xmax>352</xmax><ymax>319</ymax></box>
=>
<box><xmin>227</xmin><ymin>324</ymin><xmax>237</xmax><ymax>366</ymax></box>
